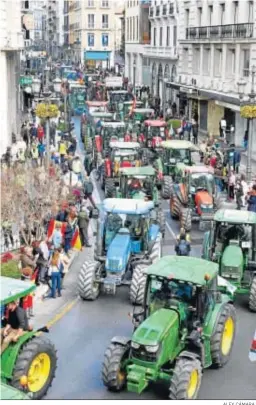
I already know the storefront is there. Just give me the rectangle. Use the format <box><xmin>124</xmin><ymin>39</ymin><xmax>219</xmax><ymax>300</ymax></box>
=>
<box><xmin>84</xmin><ymin>51</ymin><xmax>111</xmax><ymax>70</ymax></box>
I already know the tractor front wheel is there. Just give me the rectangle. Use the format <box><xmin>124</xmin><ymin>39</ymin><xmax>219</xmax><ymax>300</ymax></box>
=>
<box><xmin>105</xmin><ymin>178</ymin><xmax>115</xmax><ymax>198</ymax></box>
<box><xmin>11</xmin><ymin>336</ymin><xmax>57</xmax><ymax>399</ymax></box>
<box><xmin>102</xmin><ymin>343</ymin><xmax>129</xmax><ymax>392</ymax></box>
<box><xmin>130</xmin><ymin>264</ymin><xmax>148</xmax><ymax>305</ymax></box>
<box><xmin>180</xmin><ymin>207</ymin><xmax>192</xmax><ymax>232</ymax></box>
<box><xmin>161</xmin><ymin>176</ymin><xmax>173</xmax><ymax>199</ymax></box>
<box><xmin>210</xmin><ymin>303</ymin><xmax>236</xmax><ymax>367</ymax></box>
<box><xmin>157</xmin><ymin>209</ymin><xmax>165</xmax><ymax>237</ymax></box>
<box><xmin>78</xmin><ymin>261</ymin><xmax>100</xmax><ymax>301</ymax></box>
<box><xmin>170</xmin><ymin>194</ymin><xmax>181</xmax><ymax>219</ymax></box>
<box><xmin>169</xmin><ymin>356</ymin><xmax>202</xmax><ymax>400</ymax></box>
<box><xmin>249</xmin><ymin>276</ymin><xmax>256</xmax><ymax>312</ymax></box>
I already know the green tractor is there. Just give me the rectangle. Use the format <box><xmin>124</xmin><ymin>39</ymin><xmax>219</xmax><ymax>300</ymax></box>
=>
<box><xmin>102</xmin><ymin>256</ymin><xmax>236</xmax><ymax>400</ymax></box>
<box><xmin>157</xmin><ymin>140</ymin><xmax>198</xmax><ymax>199</ymax></box>
<box><xmin>118</xmin><ymin>166</ymin><xmax>165</xmax><ymax>236</ymax></box>
<box><xmin>202</xmin><ymin>208</ymin><xmax>256</xmax><ymax>312</ymax></box>
<box><xmin>122</xmin><ymin>101</ymin><xmax>143</xmax><ymax>121</ymax></box>
<box><xmin>82</xmin><ymin>111</ymin><xmax>113</xmax><ymax>153</ymax></box>
<box><xmin>1</xmin><ymin>277</ymin><xmax>57</xmax><ymax>399</ymax></box>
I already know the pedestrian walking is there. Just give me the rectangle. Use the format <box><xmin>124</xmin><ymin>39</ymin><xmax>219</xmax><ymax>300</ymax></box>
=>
<box><xmin>72</xmin><ymin>156</ymin><xmax>83</xmax><ymax>182</ymax></box>
<box><xmin>38</xmin><ymin>141</ymin><xmax>45</xmax><ymax>166</ymax></box>
<box><xmin>78</xmin><ymin>205</ymin><xmax>91</xmax><ymax>248</ymax></box>
<box><xmin>228</xmin><ymin>170</ymin><xmax>236</xmax><ymax>200</ymax></box>
<box><xmin>220</xmin><ymin>117</ymin><xmax>227</xmax><ymax>141</ymax></box>
<box><xmin>233</xmin><ymin>149</ymin><xmax>241</xmax><ymax>173</ymax></box>
<box><xmin>50</xmin><ymin>222</ymin><xmax>63</xmax><ymax>249</ymax></box>
<box><xmin>241</xmin><ymin>174</ymin><xmax>249</xmax><ymax>207</ymax></box>
<box><xmin>48</xmin><ymin>250</ymin><xmax>62</xmax><ymax>298</ymax></box>
<box><xmin>31</xmin><ymin>143</ymin><xmax>39</xmax><ymax>168</ymax></box>
<box><xmin>37</xmin><ymin>124</ymin><xmax>44</xmax><ymax>143</ymax></box>
<box><xmin>235</xmin><ymin>178</ymin><xmax>244</xmax><ymax>210</ymax></box>
<box><xmin>192</xmin><ymin>119</ymin><xmax>198</xmax><ymax>144</ymax></box>
<box><xmin>59</xmin><ymin>140</ymin><xmax>67</xmax><ymax>163</ymax></box>
<box><xmin>63</xmin><ymin>221</ymin><xmax>73</xmax><ymax>256</ymax></box>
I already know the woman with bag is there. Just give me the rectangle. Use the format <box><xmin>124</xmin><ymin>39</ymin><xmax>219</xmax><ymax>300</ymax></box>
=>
<box><xmin>48</xmin><ymin>250</ymin><xmax>62</xmax><ymax>298</ymax></box>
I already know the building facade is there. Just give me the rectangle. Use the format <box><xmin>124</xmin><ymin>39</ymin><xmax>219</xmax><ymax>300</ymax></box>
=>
<box><xmin>0</xmin><ymin>0</ymin><xmax>23</xmax><ymax>155</ymax></box>
<box><xmin>176</xmin><ymin>0</ymin><xmax>256</xmax><ymax>148</ymax></box>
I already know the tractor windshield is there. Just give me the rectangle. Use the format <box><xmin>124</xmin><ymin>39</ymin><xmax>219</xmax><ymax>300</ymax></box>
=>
<box><xmin>168</xmin><ymin>148</ymin><xmax>191</xmax><ymax>163</ymax></box>
<box><xmin>148</xmin><ymin>126</ymin><xmax>165</xmax><ymax>139</ymax></box>
<box><xmin>190</xmin><ymin>173</ymin><xmax>215</xmax><ymax>195</ymax></box>
<box><xmin>214</xmin><ymin>222</ymin><xmax>252</xmax><ymax>254</ymax></box>
<box><xmin>123</xmin><ymin>176</ymin><xmax>153</xmax><ymax>198</ymax></box>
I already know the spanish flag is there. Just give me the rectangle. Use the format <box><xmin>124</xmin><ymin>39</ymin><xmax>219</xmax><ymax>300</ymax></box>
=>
<box><xmin>47</xmin><ymin>219</ymin><xmax>82</xmax><ymax>251</ymax></box>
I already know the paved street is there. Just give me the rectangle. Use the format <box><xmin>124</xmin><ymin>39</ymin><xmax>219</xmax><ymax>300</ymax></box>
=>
<box><xmin>30</xmin><ymin>119</ymin><xmax>255</xmax><ymax>400</ymax></box>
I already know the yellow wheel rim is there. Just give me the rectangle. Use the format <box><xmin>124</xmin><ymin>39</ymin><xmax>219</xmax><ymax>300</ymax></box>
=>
<box><xmin>221</xmin><ymin>317</ymin><xmax>234</xmax><ymax>356</ymax></box>
<box><xmin>187</xmin><ymin>369</ymin><xmax>198</xmax><ymax>399</ymax></box>
<box><xmin>27</xmin><ymin>353</ymin><xmax>51</xmax><ymax>393</ymax></box>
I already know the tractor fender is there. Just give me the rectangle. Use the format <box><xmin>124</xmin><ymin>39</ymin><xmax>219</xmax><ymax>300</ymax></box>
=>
<box><xmin>203</xmin><ymin>301</ymin><xmax>233</xmax><ymax>340</ymax></box>
<box><xmin>1</xmin><ymin>331</ymin><xmax>35</xmax><ymax>379</ymax></box>
<box><xmin>177</xmin><ymin>350</ymin><xmax>200</xmax><ymax>361</ymax></box>
<box><xmin>111</xmin><ymin>336</ymin><xmax>131</xmax><ymax>347</ymax></box>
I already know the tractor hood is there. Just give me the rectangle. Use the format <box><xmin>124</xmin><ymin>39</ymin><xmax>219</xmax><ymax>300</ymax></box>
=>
<box><xmin>105</xmin><ymin>229</ymin><xmax>131</xmax><ymax>272</ymax></box>
<box><xmin>132</xmin><ymin>308</ymin><xmax>179</xmax><ymax>346</ymax></box>
<box><xmin>195</xmin><ymin>190</ymin><xmax>213</xmax><ymax>213</ymax></box>
<box><xmin>220</xmin><ymin>244</ymin><xmax>244</xmax><ymax>281</ymax></box>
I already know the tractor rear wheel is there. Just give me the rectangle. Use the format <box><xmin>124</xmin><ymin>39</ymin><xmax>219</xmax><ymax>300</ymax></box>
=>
<box><xmin>169</xmin><ymin>356</ymin><xmax>202</xmax><ymax>400</ymax></box>
<box><xmin>180</xmin><ymin>207</ymin><xmax>192</xmax><ymax>231</ymax></box>
<box><xmin>130</xmin><ymin>264</ymin><xmax>148</xmax><ymax>305</ymax></box>
<box><xmin>210</xmin><ymin>303</ymin><xmax>236</xmax><ymax>367</ymax></box>
<box><xmin>105</xmin><ymin>178</ymin><xmax>115</xmax><ymax>198</ymax></box>
<box><xmin>249</xmin><ymin>276</ymin><xmax>256</xmax><ymax>312</ymax></box>
<box><xmin>102</xmin><ymin>342</ymin><xmax>129</xmax><ymax>392</ymax></box>
<box><xmin>150</xmin><ymin>233</ymin><xmax>162</xmax><ymax>263</ymax></box>
<box><xmin>170</xmin><ymin>194</ymin><xmax>181</xmax><ymax>219</ymax></box>
<box><xmin>161</xmin><ymin>176</ymin><xmax>173</xmax><ymax>199</ymax></box>
<box><xmin>85</xmin><ymin>136</ymin><xmax>93</xmax><ymax>153</ymax></box>
<box><xmin>78</xmin><ymin>261</ymin><xmax>100</xmax><ymax>301</ymax></box>
<box><xmin>157</xmin><ymin>209</ymin><xmax>165</xmax><ymax>237</ymax></box>
<box><xmin>11</xmin><ymin>336</ymin><xmax>57</xmax><ymax>399</ymax></box>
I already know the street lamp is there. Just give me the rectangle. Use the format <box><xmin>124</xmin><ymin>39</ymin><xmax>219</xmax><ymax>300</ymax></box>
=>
<box><xmin>32</xmin><ymin>77</ymin><xmax>41</xmax><ymax>96</ymax></box>
<box><xmin>237</xmin><ymin>65</ymin><xmax>256</xmax><ymax>182</ymax></box>
<box><xmin>53</xmin><ymin>77</ymin><xmax>62</xmax><ymax>94</ymax></box>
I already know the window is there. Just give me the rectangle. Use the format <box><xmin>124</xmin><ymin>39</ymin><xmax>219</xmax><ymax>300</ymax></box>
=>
<box><xmin>101</xmin><ymin>0</ymin><xmax>109</xmax><ymax>7</ymax></box>
<box><xmin>133</xmin><ymin>16</ymin><xmax>135</xmax><ymax>40</ymax></box>
<box><xmin>129</xmin><ymin>17</ymin><xmax>132</xmax><ymax>40</ymax></box>
<box><xmin>153</xmin><ymin>27</ymin><xmax>156</xmax><ymax>46</ymax></box>
<box><xmin>220</xmin><ymin>3</ymin><xmax>225</xmax><ymax>25</ymax></box>
<box><xmin>126</xmin><ymin>18</ymin><xmax>129</xmax><ymax>40</ymax></box>
<box><xmin>87</xmin><ymin>33</ymin><xmax>94</xmax><ymax>46</ymax></box>
<box><xmin>248</xmin><ymin>0</ymin><xmax>253</xmax><ymax>22</ymax></box>
<box><xmin>185</xmin><ymin>9</ymin><xmax>189</xmax><ymax>28</ymax></box>
<box><xmin>233</xmin><ymin>1</ymin><xmax>238</xmax><ymax>24</ymax></box>
<box><xmin>88</xmin><ymin>0</ymin><xmax>94</xmax><ymax>6</ymax></box>
<box><xmin>88</xmin><ymin>14</ymin><xmax>94</xmax><ymax>28</ymax></box>
<box><xmin>208</xmin><ymin>5</ymin><xmax>213</xmax><ymax>26</ymax></box>
<box><xmin>193</xmin><ymin>47</ymin><xmax>200</xmax><ymax>74</ymax></box>
<box><xmin>102</xmin><ymin>14</ymin><xmax>109</xmax><ymax>29</ymax></box>
<box><xmin>214</xmin><ymin>47</ymin><xmax>222</xmax><ymax>76</ymax></box>
<box><xmin>136</xmin><ymin>16</ymin><xmax>139</xmax><ymax>41</ymax></box>
<box><xmin>166</xmin><ymin>26</ymin><xmax>170</xmax><ymax>46</ymax></box>
<box><xmin>242</xmin><ymin>49</ymin><xmax>250</xmax><ymax>77</ymax></box>
<box><xmin>182</xmin><ymin>48</ymin><xmax>188</xmax><ymax>73</ymax></box>
<box><xmin>159</xmin><ymin>27</ymin><xmax>163</xmax><ymax>46</ymax></box>
<box><xmin>197</xmin><ymin>7</ymin><xmax>202</xmax><ymax>26</ymax></box>
<box><xmin>203</xmin><ymin>47</ymin><xmax>210</xmax><ymax>75</ymax></box>
<box><xmin>102</xmin><ymin>33</ymin><xmax>109</xmax><ymax>46</ymax></box>
<box><xmin>226</xmin><ymin>48</ymin><xmax>236</xmax><ymax>77</ymax></box>
<box><xmin>173</xmin><ymin>25</ymin><xmax>177</xmax><ymax>46</ymax></box>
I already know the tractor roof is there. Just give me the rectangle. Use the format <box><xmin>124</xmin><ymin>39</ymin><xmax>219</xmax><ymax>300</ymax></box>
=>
<box><xmin>123</xmin><ymin>100</ymin><xmax>143</xmax><ymax>105</ymax></box>
<box><xmin>120</xmin><ymin>166</ymin><xmax>155</xmax><ymax>176</ymax></box>
<box><xmin>144</xmin><ymin>120</ymin><xmax>166</xmax><ymax>127</ymax></box>
<box><xmin>133</xmin><ymin>108</ymin><xmax>154</xmax><ymax>114</ymax></box>
<box><xmin>214</xmin><ymin>209</ymin><xmax>256</xmax><ymax>224</ymax></box>
<box><xmin>110</xmin><ymin>90</ymin><xmax>128</xmax><ymax>94</ymax></box>
<box><xmin>146</xmin><ymin>256</ymin><xmax>218</xmax><ymax>285</ymax></box>
<box><xmin>161</xmin><ymin>140</ymin><xmax>199</xmax><ymax>150</ymax></box>
<box><xmin>101</xmin><ymin>121</ymin><xmax>125</xmax><ymax>128</ymax></box>
<box><xmin>185</xmin><ymin>165</ymin><xmax>214</xmax><ymax>174</ymax></box>
<box><xmin>90</xmin><ymin>112</ymin><xmax>113</xmax><ymax>118</ymax></box>
<box><xmin>109</xmin><ymin>141</ymin><xmax>140</xmax><ymax>149</ymax></box>
<box><xmin>1</xmin><ymin>277</ymin><xmax>36</xmax><ymax>305</ymax></box>
<box><xmin>103</xmin><ymin>198</ymin><xmax>154</xmax><ymax>214</ymax></box>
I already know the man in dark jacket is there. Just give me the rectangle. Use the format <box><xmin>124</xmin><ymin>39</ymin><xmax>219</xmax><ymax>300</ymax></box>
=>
<box><xmin>248</xmin><ymin>185</ymin><xmax>256</xmax><ymax>213</ymax></box>
<box><xmin>64</xmin><ymin>222</ymin><xmax>73</xmax><ymax>255</ymax></box>
<box><xmin>78</xmin><ymin>206</ymin><xmax>91</xmax><ymax>247</ymax></box>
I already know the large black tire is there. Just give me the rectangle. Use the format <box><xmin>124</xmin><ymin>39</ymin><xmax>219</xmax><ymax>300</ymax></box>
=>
<box><xmin>105</xmin><ymin>178</ymin><xmax>115</xmax><ymax>198</ymax></box>
<box><xmin>78</xmin><ymin>261</ymin><xmax>100</xmax><ymax>301</ymax></box>
<box><xmin>157</xmin><ymin>209</ymin><xmax>165</xmax><ymax>237</ymax></box>
<box><xmin>85</xmin><ymin>137</ymin><xmax>93</xmax><ymax>154</ymax></box>
<box><xmin>161</xmin><ymin>176</ymin><xmax>173</xmax><ymax>199</ymax></box>
<box><xmin>210</xmin><ymin>303</ymin><xmax>236</xmax><ymax>368</ymax></box>
<box><xmin>249</xmin><ymin>276</ymin><xmax>256</xmax><ymax>312</ymax></box>
<box><xmin>169</xmin><ymin>356</ymin><xmax>202</xmax><ymax>400</ymax></box>
<box><xmin>130</xmin><ymin>264</ymin><xmax>148</xmax><ymax>305</ymax></box>
<box><xmin>150</xmin><ymin>233</ymin><xmax>162</xmax><ymax>263</ymax></box>
<box><xmin>102</xmin><ymin>342</ymin><xmax>129</xmax><ymax>392</ymax></box>
<box><xmin>170</xmin><ymin>194</ymin><xmax>181</xmax><ymax>219</ymax></box>
<box><xmin>180</xmin><ymin>207</ymin><xmax>192</xmax><ymax>231</ymax></box>
<box><xmin>11</xmin><ymin>336</ymin><xmax>57</xmax><ymax>399</ymax></box>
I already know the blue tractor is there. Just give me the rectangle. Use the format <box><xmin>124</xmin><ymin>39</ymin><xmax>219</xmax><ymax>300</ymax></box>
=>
<box><xmin>78</xmin><ymin>198</ymin><xmax>163</xmax><ymax>304</ymax></box>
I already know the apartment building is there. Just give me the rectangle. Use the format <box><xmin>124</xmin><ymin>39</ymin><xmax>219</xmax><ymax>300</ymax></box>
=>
<box><xmin>176</xmin><ymin>0</ymin><xmax>256</xmax><ymax>147</ymax></box>
<box><xmin>0</xmin><ymin>0</ymin><xmax>23</xmax><ymax>155</ymax></box>
<box><xmin>45</xmin><ymin>0</ymin><xmax>64</xmax><ymax>59</ymax></box>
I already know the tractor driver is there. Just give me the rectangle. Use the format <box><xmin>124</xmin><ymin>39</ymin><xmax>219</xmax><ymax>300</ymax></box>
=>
<box><xmin>128</xmin><ymin>178</ymin><xmax>142</xmax><ymax>195</ymax></box>
<box><xmin>221</xmin><ymin>224</ymin><xmax>245</xmax><ymax>249</ymax></box>
<box><xmin>1</xmin><ymin>301</ymin><xmax>29</xmax><ymax>354</ymax></box>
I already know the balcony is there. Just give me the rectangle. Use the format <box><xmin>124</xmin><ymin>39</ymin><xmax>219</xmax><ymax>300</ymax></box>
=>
<box><xmin>162</xmin><ymin>4</ymin><xmax>167</xmax><ymax>16</ymax></box>
<box><xmin>156</xmin><ymin>5</ymin><xmax>160</xmax><ymax>17</ymax></box>
<box><xmin>186</xmin><ymin>23</ymin><xmax>254</xmax><ymax>40</ymax></box>
<box><xmin>144</xmin><ymin>45</ymin><xmax>178</xmax><ymax>60</ymax></box>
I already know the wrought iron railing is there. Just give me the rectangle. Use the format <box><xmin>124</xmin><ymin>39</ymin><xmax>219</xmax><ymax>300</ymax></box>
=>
<box><xmin>186</xmin><ymin>23</ymin><xmax>254</xmax><ymax>40</ymax></box>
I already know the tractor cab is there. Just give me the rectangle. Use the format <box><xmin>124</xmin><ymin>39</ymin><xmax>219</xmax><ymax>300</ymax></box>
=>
<box><xmin>1</xmin><ymin>277</ymin><xmax>57</xmax><ymax>399</ymax></box>
<box><xmin>101</xmin><ymin>121</ymin><xmax>126</xmax><ymax>150</ymax></box>
<box><xmin>132</xmin><ymin>108</ymin><xmax>154</xmax><ymax>123</ymax></box>
<box><xmin>143</xmin><ymin>120</ymin><xmax>167</xmax><ymax>149</ymax></box>
<box><xmin>202</xmin><ymin>209</ymin><xmax>256</xmax><ymax>311</ymax></box>
<box><xmin>108</xmin><ymin>91</ymin><xmax>134</xmax><ymax>113</ymax></box>
<box><xmin>69</xmin><ymin>83</ymin><xmax>86</xmax><ymax>116</ymax></box>
<box><xmin>63</xmin><ymin>70</ymin><xmax>77</xmax><ymax>80</ymax></box>
<box><xmin>102</xmin><ymin>255</ymin><xmax>236</xmax><ymax>400</ymax></box>
<box><xmin>119</xmin><ymin>166</ymin><xmax>157</xmax><ymax>202</ymax></box>
<box><xmin>183</xmin><ymin>166</ymin><xmax>216</xmax><ymax>208</ymax></box>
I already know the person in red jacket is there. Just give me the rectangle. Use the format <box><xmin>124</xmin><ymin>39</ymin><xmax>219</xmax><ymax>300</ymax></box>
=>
<box><xmin>37</xmin><ymin>124</ymin><xmax>44</xmax><ymax>142</ymax></box>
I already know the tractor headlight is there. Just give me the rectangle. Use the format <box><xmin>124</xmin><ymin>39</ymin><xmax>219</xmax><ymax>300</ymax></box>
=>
<box><xmin>201</xmin><ymin>204</ymin><xmax>213</xmax><ymax>209</ymax></box>
<box><xmin>145</xmin><ymin>344</ymin><xmax>159</xmax><ymax>353</ymax></box>
<box><xmin>131</xmin><ymin>341</ymin><xmax>140</xmax><ymax>349</ymax></box>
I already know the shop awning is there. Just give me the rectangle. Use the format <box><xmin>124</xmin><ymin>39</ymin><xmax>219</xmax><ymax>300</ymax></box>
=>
<box><xmin>84</xmin><ymin>51</ymin><xmax>110</xmax><ymax>61</ymax></box>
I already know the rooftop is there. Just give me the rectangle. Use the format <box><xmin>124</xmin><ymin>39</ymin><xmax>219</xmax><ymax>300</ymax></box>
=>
<box><xmin>120</xmin><ymin>166</ymin><xmax>156</xmax><ymax>176</ymax></box>
<box><xmin>144</xmin><ymin>119</ymin><xmax>166</xmax><ymax>127</ymax></box>
<box><xmin>109</xmin><ymin>141</ymin><xmax>140</xmax><ymax>149</ymax></box>
<box><xmin>1</xmin><ymin>277</ymin><xmax>36</xmax><ymax>305</ymax></box>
